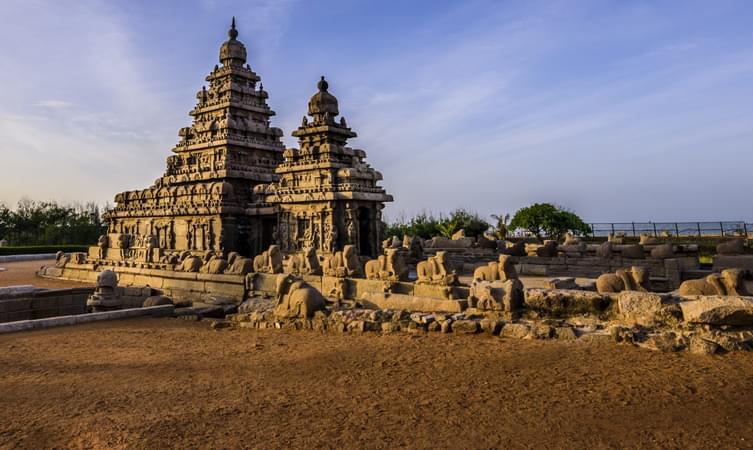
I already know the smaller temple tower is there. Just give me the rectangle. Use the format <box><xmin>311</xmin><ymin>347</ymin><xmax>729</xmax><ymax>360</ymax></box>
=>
<box><xmin>259</xmin><ymin>77</ymin><xmax>393</xmax><ymax>257</ymax></box>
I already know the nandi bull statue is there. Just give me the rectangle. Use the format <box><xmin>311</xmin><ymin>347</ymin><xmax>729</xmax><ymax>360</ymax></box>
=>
<box><xmin>364</xmin><ymin>248</ymin><xmax>408</xmax><ymax>282</ymax></box>
<box><xmin>286</xmin><ymin>247</ymin><xmax>322</xmax><ymax>276</ymax></box>
<box><xmin>273</xmin><ymin>274</ymin><xmax>327</xmax><ymax>319</ymax></box>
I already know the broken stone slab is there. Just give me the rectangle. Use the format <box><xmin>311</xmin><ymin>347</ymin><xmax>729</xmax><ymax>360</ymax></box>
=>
<box><xmin>360</xmin><ymin>292</ymin><xmax>467</xmax><ymax>313</ymax></box>
<box><xmin>544</xmin><ymin>277</ymin><xmax>578</xmax><ymax>290</ymax></box>
<box><xmin>689</xmin><ymin>336</ymin><xmax>720</xmax><ymax>355</ymax></box>
<box><xmin>0</xmin><ymin>305</ymin><xmax>174</xmax><ymax>334</ymax></box>
<box><xmin>524</xmin><ymin>289</ymin><xmax>611</xmax><ymax>318</ymax></box>
<box><xmin>554</xmin><ymin>326</ymin><xmax>577</xmax><ymax>340</ymax></box>
<box><xmin>529</xmin><ymin>323</ymin><xmax>554</xmax><ymax>339</ymax></box>
<box><xmin>642</xmin><ymin>331</ymin><xmax>686</xmax><ymax>352</ymax></box>
<box><xmin>679</xmin><ymin>296</ymin><xmax>753</xmax><ymax>326</ymax></box>
<box><xmin>143</xmin><ymin>295</ymin><xmax>173</xmax><ymax>307</ymax></box>
<box><xmin>500</xmin><ymin>322</ymin><xmax>530</xmax><ymax>339</ymax></box>
<box><xmin>617</xmin><ymin>291</ymin><xmax>671</xmax><ymax>327</ymax></box>
<box><xmin>479</xmin><ymin>318</ymin><xmax>503</xmax><ymax>335</ymax></box>
<box><xmin>451</xmin><ymin>319</ymin><xmax>479</xmax><ymax>334</ymax></box>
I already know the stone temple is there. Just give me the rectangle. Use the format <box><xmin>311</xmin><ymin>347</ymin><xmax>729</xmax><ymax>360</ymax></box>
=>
<box><xmin>104</xmin><ymin>19</ymin><xmax>391</xmax><ymax>260</ymax></box>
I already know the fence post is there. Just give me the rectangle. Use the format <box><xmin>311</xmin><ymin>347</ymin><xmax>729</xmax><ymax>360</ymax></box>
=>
<box><xmin>590</xmin><ymin>224</ymin><xmax>595</xmax><ymax>238</ymax></box>
<box><xmin>745</xmin><ymin>222</ymin><xmax>749</xmax><ymax>239</ymax></box>
<box><xmin>652</xmin><ymin>223</ymin><xmax>657</xmax><ymax>237</ymax></box>
<box><xmin>631</xmin><ymin>222</ymin><xmax>636</xmax><ymax>237</ymax></box>
<box><xmin>697</xmin><ymin>222</ymin><xmax>702</xmax><ymax>238</ymax></box>
<box><xmin>611</xmin><ymin>223</ymin><xmax>615</xmax><ymax>235</ymax></box>
<box><xmin>720</xmin><ymin>222</ymin><xmax>725</xmax><ymax>237</ymax></box>
<box><xmin>674</xmin><ymin>222</ymin><xmax>679</xmax><ymax>237</ymax></box>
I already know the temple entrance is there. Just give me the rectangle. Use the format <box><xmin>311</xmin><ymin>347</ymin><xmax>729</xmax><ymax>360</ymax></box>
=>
<box><xmin>358</xmin><ymin>207</ymin><xmax>373</xmax><ymax>257</ymax></box>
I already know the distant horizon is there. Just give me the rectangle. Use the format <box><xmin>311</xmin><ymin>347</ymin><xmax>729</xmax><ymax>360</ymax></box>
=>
<box><xmin>1</xmin><ymin>0</ymin><xmax>752</xmax><ymax>222</ymax></box>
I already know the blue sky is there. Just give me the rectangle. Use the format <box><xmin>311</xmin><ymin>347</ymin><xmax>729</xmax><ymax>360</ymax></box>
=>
<box><xmin>1</xmin><ymin>0</ymin><xmax>752</xmax><ymax>222</ymax></box>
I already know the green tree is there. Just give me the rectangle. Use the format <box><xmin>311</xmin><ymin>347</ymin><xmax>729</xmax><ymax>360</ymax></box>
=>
<box><xmin>508</xmin><ymin>203</ymin><xmax>591</xmax><ymax>240</ymax></box>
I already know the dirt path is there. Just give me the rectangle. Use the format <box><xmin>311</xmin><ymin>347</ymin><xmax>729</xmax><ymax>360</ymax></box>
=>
<box><xmin>0</xmin><ymin>259</ymin><xmax>92</xmax><ymax>289</ymax></box>
<box><xmin>1</xmin><ymin>318</ymin><xmax>753</xmax><ymax>449</ymax></box>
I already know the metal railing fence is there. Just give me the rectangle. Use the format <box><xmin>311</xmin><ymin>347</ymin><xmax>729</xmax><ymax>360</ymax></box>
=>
<box><xmin>587</xmin><ymin>222</ymin><xmax>752</xmax><ymax>238</ymax></box>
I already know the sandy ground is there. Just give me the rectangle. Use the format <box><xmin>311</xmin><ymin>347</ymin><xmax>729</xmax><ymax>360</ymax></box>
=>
<box><xmin>0</xmin><ymin>259</ymin><xmax>93</xmax><ymax>289</ymax></box>
<box><xmin>2</xmin><ymin>318</ymin><xmax>753</xmax><ymax>449</ymax></box>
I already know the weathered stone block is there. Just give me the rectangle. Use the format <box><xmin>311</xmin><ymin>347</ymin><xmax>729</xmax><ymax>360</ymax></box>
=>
<box><xmin>452</xmin><ymin>319</ymin><xmax>479</xmax><ymax>334</ymax></box>
<box><xmin>524</xmin><ymin>289</ymin><xmax>611</xmax><ymax>318</ymax></box>
<box><xmin>500</xmin><ymin>323</ymin><xmax>530</xmax><ymax>339</ymax></box>
<box><xmin>360</xmin><ymin>292</ymin><xmax>466</xmax><ymax>313</ymax></box>
<box><xmin>617</xmin><ymin>291</ymin><xmax>670</xmax><ymax>326</ymax></box>
<box><xmin>554</xmin><ymin>326</ymin><xmax>577</xmax><ymax>340</ymax></box>
<box><xmin>680</xmin><ymin>296</ymin><xmax>753</xmax><ymax>326</ymax></box>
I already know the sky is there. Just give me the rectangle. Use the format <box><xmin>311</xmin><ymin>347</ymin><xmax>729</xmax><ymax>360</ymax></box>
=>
<box><xmin>0</xmin><ymin>0</ymin><xmax>752</xmax><ymax>223</ymax></box>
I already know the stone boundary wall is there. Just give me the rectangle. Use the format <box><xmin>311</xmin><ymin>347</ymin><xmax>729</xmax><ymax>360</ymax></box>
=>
<box><xmin>39</xmin><ymin>263</ymin><xmax>470</xmax><ymax>313</ymax></box>
<box><xmin>0</xmin><ymin>286</ymin><xmax>93</xmax><ymax>323</ymax></box>
<box><xmin>0</xmin><ymin>284</ymin><xmax>154</xmax><ymax>324</ymax></box>
<box><xmin>0</xmin><ymin>305</ymin><xmax>175</xmax><ymax>334</ymax></box>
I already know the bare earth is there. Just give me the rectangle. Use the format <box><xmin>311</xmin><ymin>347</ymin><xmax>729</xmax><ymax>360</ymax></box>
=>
<box><xmin>2</xmin><ymin>318</ymin><xmax>753</xmax><ymax>449</ymax></box>
<box><xmin>0</xmin><ymin>259</ymin><xmax>92</xmax><ymax>289</ymax></box>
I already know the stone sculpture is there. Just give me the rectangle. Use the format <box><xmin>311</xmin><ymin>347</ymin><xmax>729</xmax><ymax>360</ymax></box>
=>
<box><xmin>499</xmin><ymin>241</ymin><xmax>526</xmax><ymax>257</ymax></box>
<box><xmin>402</xmin><ymin>235</ymin><xmax>424</xmax><ymax>260</ymax></box>
<box><xmin>563</xmin><ymin>232</ymin><xmax>582</xmax><ymax>246</ymax></box>
<box><xmin>678</xmin><ymin>269</ymin><xmax>751</xmax><ymax>296</ymax></box>
<box><xmin>382</xmin><ymin>236</ymin><xmax>401</xmax><ymax>249</ymax></box>
<box><xmin>716</xmin><ymin>238</ymin><xmax>746</xmax><ymax>256</ymax></box>
<box><xmin>619</xmin><ymin>244</ymin><xmax>645</xmax><ymax>259</ymax></box>
<box><xmin>180</xmin><ymin>254</ymin><xmax>203</xmax><ymax>272</ymax></box>
<box><xmin>536</xmin><ymin>240</ymin><xmax>558</xmax><ymax>257</ymax></box>
<box><xmin>469</xmin><ymin>278</ymin><xmax>524</xmax><ymax>315</ymax></box>
<box><xmin>86</xmin><ymin>270</ymin><xmax>122</xmax><ymax>312</ymax></box>
<box><xmin>472</xmin><ymin>254</ymin><xmax>518</xmax><ymax>282</ymax></box>
<box><xmin>650</xmin><ymin>243</ymin><xmax>674</xmax><ymax>259</ymax></box>
<box><xmin>274</xmin><ymin>274</ymin><xmax>326</xmax><ymax>319</ymax></box>
<box><xmin>364</xmin><ymin>248</ymin><xmax>408</xmax><ymax>281</ymax></box>
<box><xmin>639</xmin><ymin>233</ymin><xmax>661</xmax><ymax>245</ymax></box>
<box><xmin>253</xmin><ymin>245</ymin><xmax>283</xmax><ymax>274</ymax></box>
<box><xmin>596</xmin><ymin>241</ymin><xmax>613</xmax><ymax>258</ymax></box>
<box><xmin>322</xmin><ymin>245</ymin><xmax>362</xmax><ymax>278</ymax></box>
<box><xmin>97</xmin><ymin>234</ymin><xmax>109</xmax><ymax>259</ymax></box>
<box><xmin>225</xmin><ymin>252</ymin><xmax>255</xmax><ymax>275</ymax></box>
<box><xmin>200</xmin><ymin>253</ymin><xmax>229</xmax><ymax>274</ymax></box>
<box><xmin>596</xmin><ymin>266</ymin><xmax>650</xmax><ymax>293</ymax></box>
<box><xmin>416</xmin><ymin>251</ymin><xmax>458</xmax><ymax>286</ymax></box>
<box><xmin>607</xmin><ymin>232</ymin><xmax>625</xmax><ymax>245</ymax></box>
<box><xmin>54</xmin><ymin>251</ymin><xmax>70</xmax><ymax>268</ymax></box>
<box><xmin>451</xmin><ymin>229</ymin><xmax>466</xmax><ymax>240</ymax></box>
<box><xmin>286</xmin><ymin>247</ymin><xmax>322</xmax><ymax>276</ymax></box>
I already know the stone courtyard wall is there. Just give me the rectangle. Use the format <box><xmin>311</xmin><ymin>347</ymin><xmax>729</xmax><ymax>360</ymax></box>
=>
<box><xmin>39</xmin><ymin>263</ymin><xmax>469</xmax><ymax>313</ymax></box>
<box><xmin>0</xmin><ymin>286</ymin><xmax>92</xmax><ymax>323</ymax></box>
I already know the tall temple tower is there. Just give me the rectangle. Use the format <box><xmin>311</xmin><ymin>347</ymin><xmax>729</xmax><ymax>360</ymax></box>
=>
<box><xmin>257</xmin><ymin>77</ymin><xmax>393</xmax><ymax>257</ymax></box>
<box><xmin>105</xmin><ymin>19</ymin><xmax>284</xmax><ymax>256</ymax></box>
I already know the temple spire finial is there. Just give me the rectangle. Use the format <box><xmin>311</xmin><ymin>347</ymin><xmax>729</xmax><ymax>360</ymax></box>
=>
<box><xmin>228</xmin><ymin>16</ymin><xmax>238</xmax><ymax>40</ymax></box>
<box><xmin>317</xmin><ymin>76</ymin><xmax>328</xmax><ymax>92</ymax></box>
